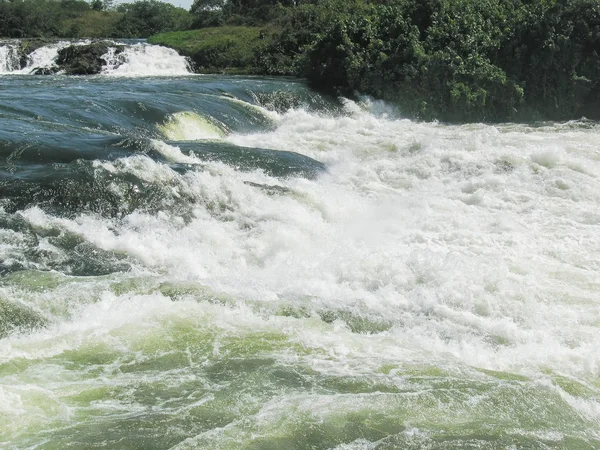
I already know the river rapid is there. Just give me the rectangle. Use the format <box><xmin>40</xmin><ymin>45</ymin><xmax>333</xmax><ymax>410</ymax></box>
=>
<box><xmin>1</xmin><ymin>42</ymin><xmax>599</xmax><ymax>449</ymax></box>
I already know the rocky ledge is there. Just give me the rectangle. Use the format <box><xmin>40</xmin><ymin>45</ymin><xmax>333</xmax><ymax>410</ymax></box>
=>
<box><xmin>4</xmin><ymin>40</ymin><xmax>124</xmax><ymax>75</ymax></box>
<box><xmin>56</xmin><ymin>42</ymin><xmax>124</xmax><ymax>75</ymax></box>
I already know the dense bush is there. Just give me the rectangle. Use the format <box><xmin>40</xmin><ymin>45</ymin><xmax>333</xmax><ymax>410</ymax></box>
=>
<box><xmin>0</xmin><ymin>0</ymin><xmax>191</xmax><ymax>38</ymax></box>
<box><xmin>191</xmin><ymin>0</ymin><xmax>295</xmax><ymax>28</ymax></box>
<box><xmin>175</xmin><ymin>0</ymin><xmax>600</xmax><ymax>121</ymax></box>
<box><xmin>115</xmin><ymin>0</ymin><xmax>192</xmax><ymax>38</ymax></box>
<box><xmin>0</xmin><ymin>0</ymin><xmax>70</xmax><ymax>37</ymax></box>
<box><xmin>266</xmin><ymin>0</ymin><xmax>600</xmax><ymax>121</ymax></box>
<box><xmin>2</xmin><ymin>0</ymin><xmax>599</xmax><ymax>122</ymax></box>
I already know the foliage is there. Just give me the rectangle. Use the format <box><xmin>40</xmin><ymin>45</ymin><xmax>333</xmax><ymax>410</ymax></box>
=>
<box><xmin>115</xmin><ymin>0</ymin><xmax>192</xmax><ymax>38</ymax></box>
<box><xmin>60</xmin><ymin>11</ymin><xmax>122</xmax><ymax>38</ymax></box>
<box><xmin>0</xmin><ymin>0</ymin><xmax>69</xmax><ymax>37</ymax></box>
<box><xmin>149</xmin><ymin>27</ymin><xmax>270</xmax><ymax>73</ymax></box>
<box><xmin>91</xmin><ymin>0</ymin><xmax>103</xmax><ymax>11</ymax></box>
<box><xmin>1</xmin><ymin>0</ymin><xmax>598</xmax><ymax>122</ymax></box>
<box><xmin>156</xmin><ymin>0</ymin><xmax>600</xmax><ymax>122</ymax></box>
<box><xmin>268</xmin><ymin>0</ymin><xmax>600</xmax><ymax>121</ymax></box>
<box><xmin>0</xmin><ymin>0</ymin><xmax>191</xmax><ymax>39</ymax></box>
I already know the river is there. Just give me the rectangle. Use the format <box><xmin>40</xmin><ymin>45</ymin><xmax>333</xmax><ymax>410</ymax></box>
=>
<box><xmin>1</xmin><ymin>41</ymin><xmax>599</xmax><ymax>449</ymax></box>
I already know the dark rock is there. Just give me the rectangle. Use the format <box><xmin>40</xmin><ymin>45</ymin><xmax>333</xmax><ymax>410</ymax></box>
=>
<box><xmin>31</xmin><ymin>66</ymin><xmax>59</xmax><ymax>75</ymax></box>
<box><xmin>56</xmin><ymin>42</ymin><xmax>124</xmax><ymax>75</ymax></box>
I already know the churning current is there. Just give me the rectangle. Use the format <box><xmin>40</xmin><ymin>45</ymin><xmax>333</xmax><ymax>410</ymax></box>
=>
<box><xmin>0</xmin><ymin>42</ymin><xmax>599</xmax><ymax>449</ymax></box>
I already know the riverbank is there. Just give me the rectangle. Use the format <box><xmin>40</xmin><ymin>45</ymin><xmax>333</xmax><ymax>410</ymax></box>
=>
<box><xmin>148</xmin><ymin>27</ymin><xmax>272</xmax><ymax>75</ymax></box>
<box><xmin>150</xmin><ymin>0</ymin><xmax>600</xmax><ymax>123</ymax></box>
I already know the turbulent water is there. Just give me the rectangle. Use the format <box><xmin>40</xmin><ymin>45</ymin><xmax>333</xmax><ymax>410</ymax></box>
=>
<box><xmin>0</xmin><ymin>40</ymin><xmax>191</xmax><ymax>76</ymax></box>
<box><xmin>1</xmin><ymin>42</ymin><xmax>599</xmax><ymax>449</ymax></box>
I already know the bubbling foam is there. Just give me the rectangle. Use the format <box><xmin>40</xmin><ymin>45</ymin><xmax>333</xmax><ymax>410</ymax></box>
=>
<box><xmin>2</xmin><ymin>88</ymin><xmax>600</xmax><ymax>447</ymax></box>
<box><xmin>101</xmin><ymin>43</ymin><xmax>191</xmax><ymax>77</ymax></box>
<box><xmin>0</xmin><ymin>44</ymin><xmax>20</xmax><ymax>73</ymax></box>
<box><xmin>12</xmin><ymin>105</ymin><xmax>600</xmax><ymax>380</ymax></box>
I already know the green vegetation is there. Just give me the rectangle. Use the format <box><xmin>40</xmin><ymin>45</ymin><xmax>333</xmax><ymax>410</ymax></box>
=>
<box><xmin>114</xmin><ymin>0</ymin><xmax>192</xmax><ymax>38</ymax></box>
<box><xmin>0</xmin><ymin>0</ymin><xmax>191</xmax><ymax>38</ymax></box>
<box><xmin>149</xmin><ymin>27</ymin><xmax>270</xmax><ymax>73</ymax></box>
<box><xmin>154</xmin><ymin>0</ymin><xmax>600</xmax><ymax>122</ymax></box>
<box><xmin>59</xmin><ymin>10</ymin><xmax>125</xmax><ymax>38</ymax></box>
<box><xmin>296</xmin><ymin>0</ymin><xmax>600</xmax><ymax>122</ymax></box>
<box><xmin>1</xmin><ymin>0</ymin><xmax>598</xmax><ymax>122</ymax></box>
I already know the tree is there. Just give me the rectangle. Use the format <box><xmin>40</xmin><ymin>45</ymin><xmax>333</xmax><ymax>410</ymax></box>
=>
<box><xmin>191</xmin><ymin>0</ymin><xmax>226</xmax><ymax>13</ymax></box>
<box><xmin>114</xmin><ymin>0</ymin><xmax>192</xmax><ymax>38</ymax></box>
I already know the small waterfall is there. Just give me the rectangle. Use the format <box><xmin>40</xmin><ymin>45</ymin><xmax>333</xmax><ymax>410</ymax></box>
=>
<box><xmin>101</xmin><ymin>46</ymin><xmax>126</xmax><ymax>72</ymax></box>
<box><xmin>24</xmin><ymin>42</ymin><xmax>69</xmax><ymax>73</ymax></box>
<box><xmin>0</xmin><ymin>40</ymin><xmax>70</xmax><ymax>75</ymax></box>
<box><xmin>0</xmin><ymin>40</ymin><xmax>191</xmax><ymax>76</ymax></box>
<box><xmin>101</xmin><ymin>43</ymin><xmax>191</xmax><ymax>76</ymax></box>
<box><xmin>0</xmin><ymin>43</ymin><xmax>21</xmax><ymax>74</ymax></box>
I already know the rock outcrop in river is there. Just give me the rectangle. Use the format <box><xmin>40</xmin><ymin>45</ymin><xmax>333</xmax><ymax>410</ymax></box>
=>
<box><xmin>56</xmin><ymin>42</ymin><xmax>124</xmax><ymax>75</ymax></box>
<box><xmin>1</xmin><ymin>40</ymin><xmax>125</xmax><ymax>75</ymax></box>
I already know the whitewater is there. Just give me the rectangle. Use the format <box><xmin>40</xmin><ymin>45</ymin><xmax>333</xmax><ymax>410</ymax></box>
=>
<box><xmin>0</xmin><ymin>42</ymin><xmax>599</xmax><ymax>449</ymax></box>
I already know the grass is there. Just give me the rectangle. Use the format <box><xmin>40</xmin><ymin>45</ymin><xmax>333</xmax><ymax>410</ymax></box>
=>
<box><xmin>148</xmin><ymin>27</ymin><xmax>272</xmax><ymax>74</ymax></box>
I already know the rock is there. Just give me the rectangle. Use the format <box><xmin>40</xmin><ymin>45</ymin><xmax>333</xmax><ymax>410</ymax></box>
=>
<box><xmin>31</xmin><ymin>66</ymin><xmax>59</xmax><ymax>75</ymax></box>
<box><xmin>56</xmin><ymin>42</ymin><xmax>124</xmax><ymax>75</ymax></box>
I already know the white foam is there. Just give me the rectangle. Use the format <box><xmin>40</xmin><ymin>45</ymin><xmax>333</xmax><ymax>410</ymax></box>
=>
<box><xmin>22</xmin><ymin>42</ymin><xmax>66</xmax><ymax>73</ymax></box>
<box><xmin>102</xmin><ymin>43</ymin><xmax>191</xmax><ymax>77</ymax></box>
<box><xmin>13</xmin><ymin>109</ymin><xmax>600</xmax><ymax>378</ymax></box>
<box><xmin>0</xmin><ymin>44</ymin><xmax>20</xmax><ymax>74</ymax></box>
<box><xmin>3</xmin><ymin>41</ymin><xmax>74</xmax><ymax>75</ymax></box>
<box><xmin>3</xmin><ymin>101</ymin><xmax>600</xmax><ymax>441</ymax></box>
<box><xmin>0</xmin><ymin>41</ymin><xmax>190</xmax><ymax>76</ymax></box>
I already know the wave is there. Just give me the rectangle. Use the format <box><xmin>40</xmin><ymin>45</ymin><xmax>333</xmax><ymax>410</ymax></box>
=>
<box><xmin>158</xmin><ymin>111</ymin><xmax>228</xmax><ymax>141</ymax></box>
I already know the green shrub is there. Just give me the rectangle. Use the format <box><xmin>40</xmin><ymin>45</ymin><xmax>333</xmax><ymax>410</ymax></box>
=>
<box><xmin>114</xmin><ymin>0</ymin><xmax>192</xmax><ymax>38</ymax></box>
<box><xmin>269</xmin><ymin>0</ymin><xmax>600</xmax><ymax>121</ymax></box>
<box><xmin>0</xmin><ymin>0</ymin><xmax>191</xmax><ymax>39</ymax></box>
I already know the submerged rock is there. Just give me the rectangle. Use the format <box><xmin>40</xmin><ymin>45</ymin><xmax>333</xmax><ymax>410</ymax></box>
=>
<box><xmin>31</xmin><ymin>66</ymin><xmax>59</xmax><ymax>75</ymax></box>
<box><xmin>56</xmin><ymin>42</ymin><xmax>124</xmax><ymax>75</ymax></box>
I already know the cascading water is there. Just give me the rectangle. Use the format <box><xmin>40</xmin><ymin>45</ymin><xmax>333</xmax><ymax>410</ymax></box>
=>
<box><xmin>0</xmin><ymin>43</ymin><xmax>20</xmax><ymax>73</ymax></box>
<box><xmin>0</xmin><ymin>40</ymin><xmax>191</xmax><ymax>76</ymax></box>
<box><xmin>24</xmin><ymin>42</ymin><xmax>67</xmax><ymax>72</ymax></box>
<box><xmin>102</xmin><ymin>43</ymin><xmax>191</xmax><ymax>76</ymax></box>
<box><xmin>0</xmin><ymin>40</ymin><xmax>70</xmax><ymax>75</ymax></box>
<box><xmin>0</xmin><ymin>71</ymin><xmax>599</xmax><ymax>449</ymax></box>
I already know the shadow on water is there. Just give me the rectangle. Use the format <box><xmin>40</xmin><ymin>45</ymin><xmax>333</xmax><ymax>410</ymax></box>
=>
<box><xmin>174</xmin><ymin>141</ymin><xmax>326</xmax><ymax>178</ymax></box>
